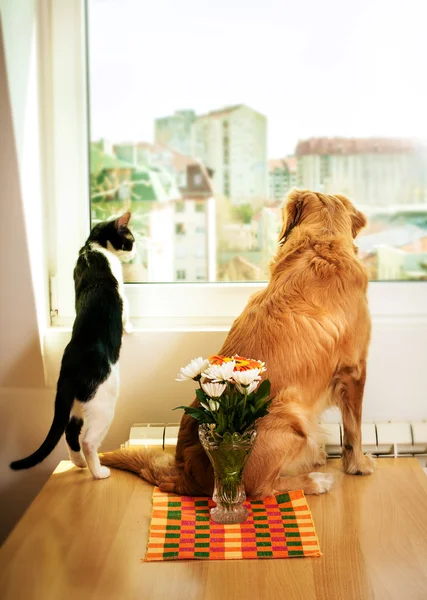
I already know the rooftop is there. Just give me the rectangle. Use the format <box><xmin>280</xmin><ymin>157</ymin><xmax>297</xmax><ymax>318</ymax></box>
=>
<box><xmin>196</xmin><ymin>104</ymin><xmax>265</xmax><ymax>120</ymax></box>
<box><xmin>357</xmin><ymin>225</ymin><xmax>427</xmax><ymax>254</ymax></box>
<box><xmin>133</xmin><ymin>141</ymin><xmax>196</xmax><ymax>172</ymax></box>
<box><xmin>295</xmin><ymin>137</ymin><xmax>424</xmax><ymax>156</ymax></box>
<box><xmin>179</xmin><ymin>163</ymin><xmax>214</xmax><ymax>198</ymax></box>
<box><xmin>268</xmin><ymin>157</ymin><xmax>297</xmax><ymax>172</ymax></box>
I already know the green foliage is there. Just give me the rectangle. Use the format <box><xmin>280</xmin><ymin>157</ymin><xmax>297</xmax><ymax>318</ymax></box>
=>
<box><xmin>232</xmin><ymin>203</ymin><xmax>254</xmax><ymax>224</ymax></box>
<box><xmin>175</xmin><ymin>379</ymin><xmax>273</xmax><ymax>436</ymax></box>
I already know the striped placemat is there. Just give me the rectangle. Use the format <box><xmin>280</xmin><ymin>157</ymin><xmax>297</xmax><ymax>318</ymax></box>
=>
<box><xmin>144</xmin><ymin>487</ymin><xmax>321</xmax><ymax>561</ymax></box>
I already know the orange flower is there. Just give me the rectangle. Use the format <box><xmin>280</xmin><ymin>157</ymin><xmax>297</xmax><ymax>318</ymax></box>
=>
<box><xmin>233</xmin><ymin>355</ymin><xmax>265</xmax><ymax>372</ymax></box>
<box><xmin>209</xmin><ymin>354</ymin><xmax>265</xmax><ymax>372</ymax></box>
<box><xmin>209</xmin><ymin>355</ymin><xmax>233</xmax><ymax>365</ymax></box>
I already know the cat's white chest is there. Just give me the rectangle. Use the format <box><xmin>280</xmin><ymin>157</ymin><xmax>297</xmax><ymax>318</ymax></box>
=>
<box><xmin>91</xmin><ymin>243</ymin><xmax>125</xmax><ymax>297</ymax></box>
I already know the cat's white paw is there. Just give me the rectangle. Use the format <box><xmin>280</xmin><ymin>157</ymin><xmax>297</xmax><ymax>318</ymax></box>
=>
<box><xmin>123</xmin><ymin>321</ymin><xmax>133</xmax><ymax>334</ymax></box>
<box><xmin>93</xmin><ymin>466</ymin><xmax>111</xmax><ymax>480</ymax></box>
<box><xmin>309</xmin><ymin>472</ymin><xmax>335</xmax><ymax>494</ymax></box>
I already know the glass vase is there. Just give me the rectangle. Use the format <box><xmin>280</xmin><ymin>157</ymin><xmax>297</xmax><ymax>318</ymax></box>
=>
<box><xmin>198</xmin><ymin>424</ymin><xmax>257</xmax><ymax>524</ymax></box>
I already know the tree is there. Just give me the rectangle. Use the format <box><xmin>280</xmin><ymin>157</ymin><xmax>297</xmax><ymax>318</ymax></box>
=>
<box><xmin>232</xmin><ymin>204</ymin><xmax>254</xmax><ymax>224</ymax></box>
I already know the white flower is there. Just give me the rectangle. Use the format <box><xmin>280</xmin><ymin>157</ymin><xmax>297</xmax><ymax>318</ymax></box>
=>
<box><xmin>202</xmin><ymin>361</ymin><xmax>236</xmax><ymax>382</ymax></box>
<box><xmin>176</xmin><ymin>357</ymin><xmax>210</xmax><ymax>382</ymax></box>
<box><xmin>236</xmin><ymin>381</ymin><xmax>259</xmax><ymax>395</ymax></box>
<box><xmin>232</xmin><ymin>369</ymin><xmax>262</xmax><ymax>386</ymax></box>
<box><xmin>199</xmin><ymin>397</ymin><xmax>220</xmax><ymax>411</ymax></box>
<box><xmin>201</xmin><ymin>381</ymin><xmax>226</xmax><ymax>398</ymax></box>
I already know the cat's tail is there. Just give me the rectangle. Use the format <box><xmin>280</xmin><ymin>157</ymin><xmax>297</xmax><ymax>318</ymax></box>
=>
<box><xmin>10</xmin><ymin>382</ymin><xmax>75</xmax><ymax>470</ymax></box>
<box><xmin>99</xmin><ymin>448</ymin><xmax>179</xmax><ymax>491</ymax></box>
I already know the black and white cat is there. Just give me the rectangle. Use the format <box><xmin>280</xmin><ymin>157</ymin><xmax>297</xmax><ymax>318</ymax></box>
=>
<box><xmin>10</xmin><ymin>212</ymin><xmax>136</xmax><ymax>479</ymax></box>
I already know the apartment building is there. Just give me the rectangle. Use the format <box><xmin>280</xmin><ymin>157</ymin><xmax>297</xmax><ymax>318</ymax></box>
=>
<box><xmin>191</xmin><ymin>104</ymin><xmax>268</xmax><ymax>205</ymax></box>
<box><xmin>268</xmin><ymin>157</ymin><xmax>297</xmax><ymax>202</ymax></box>
<box><xmin>174</xmin><ymin>163</ymin><xmax>216</xmax><ymax>282</ymax></box>
<box><xmin>295</xmin><ymin>138</ymin><xmax>427</xmax><ymax>207</ymax></box>
<box><xmin>154</xmin><ymin>110</ymin><xmax>196</xmax><ymax>156</ymax></box>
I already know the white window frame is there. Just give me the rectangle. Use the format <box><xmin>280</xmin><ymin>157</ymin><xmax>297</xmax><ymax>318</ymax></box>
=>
<box><xmin>46</xmin><ymin>1</ymin><xmax>427</xmax><ymax>330</ymax></box>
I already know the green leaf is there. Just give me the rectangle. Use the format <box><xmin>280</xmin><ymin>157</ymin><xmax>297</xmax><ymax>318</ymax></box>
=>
<box><xmin>195</xmin><ymin>388</ymin><xmax>207</xmax><ymax>405</ymax></box>
<box><xmin>255</xmin><ymin>379</ymin><xmax>271</xmax><ymax>402</ymax></box>
<box><xmin>174</xmin><ymin>406</ymin><xmax>215</xmax><ymax>424</ymax></box>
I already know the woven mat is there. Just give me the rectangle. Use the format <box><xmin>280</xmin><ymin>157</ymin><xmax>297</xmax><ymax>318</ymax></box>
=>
<box><xmin>144</xmin><ymin>487</ymin><xmax>321</xmax><ymax>561</ymax></box>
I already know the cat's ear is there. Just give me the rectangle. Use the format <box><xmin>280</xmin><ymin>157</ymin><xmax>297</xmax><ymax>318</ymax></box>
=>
<box><xmin>115</xmin><ymin>212</ymin><xmax>131</xmax><ymax>230</ymax></box>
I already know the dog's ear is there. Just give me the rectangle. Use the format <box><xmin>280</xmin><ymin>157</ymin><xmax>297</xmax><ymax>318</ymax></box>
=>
<box><xmin>278</xmin><ymin>189</ymin><xmax>305</xmax><ymax>246</ymax></box>
<box><xmin>335</xmin><ymin>194</ymin><xmax>367</xmax><ymax>238</ymax></box>
<box><xmin>350</xmin><ymin>209</ymin><xmax>367</xmax><ymax>238</ymax></box>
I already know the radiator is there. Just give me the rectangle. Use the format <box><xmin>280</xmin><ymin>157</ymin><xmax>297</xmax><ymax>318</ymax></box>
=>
<box><xmin>122</xmin><ymin>421</ymin><xmax>427</xmax><ymax>468</ymax></box>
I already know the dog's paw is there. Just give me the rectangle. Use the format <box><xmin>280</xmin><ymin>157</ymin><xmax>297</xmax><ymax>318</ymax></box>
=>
<box><xmin>345</xmin><ymin>453</ymin><xmax>376</xmax><ymax>476</ymax></box>
<box><xmin>309</xmin><ymin>472</ymin><xmax>335</xmax><ymax>494</ymax></box>
<box><xmin>314</xmin><ymin>445</ymin><xmax>327</xmax><ymax>467</ymax></box>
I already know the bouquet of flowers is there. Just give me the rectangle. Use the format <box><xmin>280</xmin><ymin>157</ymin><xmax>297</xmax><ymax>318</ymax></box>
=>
<box><xmin>175</xmin><ymin>354</ymin><xmax>272</xmax><ymax>436</ymax></box>
<box><xmin>175</xmin><ymin>354</ymin><xmax>273</xmax><ymax>523</ymax></box>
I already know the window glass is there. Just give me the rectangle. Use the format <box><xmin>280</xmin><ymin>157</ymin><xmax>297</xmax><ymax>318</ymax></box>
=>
<box><xmin>88</xmin><ymin>0</ymin><xmax>427</xmax><ymax>283</ymax></box>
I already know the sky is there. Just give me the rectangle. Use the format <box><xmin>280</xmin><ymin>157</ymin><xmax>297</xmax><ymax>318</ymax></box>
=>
<box><xmin>88</xmin><ymin>0</ymin><xmax>427</xmax><ymax>157</ymax></box>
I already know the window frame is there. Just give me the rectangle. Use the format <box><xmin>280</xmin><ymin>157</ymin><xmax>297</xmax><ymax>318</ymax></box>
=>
<box><xmin>47</xmin><ymin>0</ymin><xmax>427</xmax><ymax>329</ymax></box>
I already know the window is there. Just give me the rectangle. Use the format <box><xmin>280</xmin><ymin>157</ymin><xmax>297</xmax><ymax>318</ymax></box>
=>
<box><xmin>175</xmin><ymin>223</ymin><xmax>186</xmax><ymax>235</ymax></box>
<box><xmin>195</xmin><ymin>245</ymin><xmax>206</xmax><ymax>258</ymax></box>
<box><xmin>48</xmin><ymin>1</ymin><xmax>427</xmax><ymax>326</ymax></box>
<box><xmin>175</xmin><ymin>246</ymin><xmax>186</xmax><ymax>259</ymax></box>
<box><xmin>175</xmin><ymin>201</ymin><xmax>185</xmax><ymax>213</ymax></box>
<box><xmin>87</xmin><ymin>1</ymin><xmax>427</xmax><ymax>284</ymax></box>
<box><xmin>195</xmin><ymin>203</ymin><xmax>205</xmax><ymax>214</ymax></box>
<box><xmin>176</xmin><ymin>269</ymin><xmax>186</xmax><ymax>280</ymax></box>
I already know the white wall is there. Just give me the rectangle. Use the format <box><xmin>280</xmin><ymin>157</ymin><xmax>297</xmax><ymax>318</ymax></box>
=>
<box><xmin>1</xmin><ymin>0</ymin><xmax>49</xmax><ymax>343</ymax></box>
<box><xmin>43</xmin><ymin>320</ymin><xmax>427</xmax><ymax>428</ymax></box>
<box><xmin>0</xmin><ymin>0</ymin><xmax>50</xmax><ymax>545</ymax></box>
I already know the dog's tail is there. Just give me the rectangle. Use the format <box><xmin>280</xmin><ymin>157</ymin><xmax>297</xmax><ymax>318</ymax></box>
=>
<box><xmin>99</xmin><ymin>448</ymin><xmax>179</xmax><ymax>491</ymax></box>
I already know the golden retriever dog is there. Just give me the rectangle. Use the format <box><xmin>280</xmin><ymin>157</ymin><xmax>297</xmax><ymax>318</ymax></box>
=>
<box><xmin>101</xmin><ymin>189</ymin><xmax>374</xmax><ymax>497</ymax></box>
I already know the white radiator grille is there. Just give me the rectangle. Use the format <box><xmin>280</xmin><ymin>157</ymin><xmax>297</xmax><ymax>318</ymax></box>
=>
<box><xmin>322</xmin><ymin>421</ymin><xmax>427</xmax><ymax>458</ymax></box>
<box><xmin>123</xmin><ymin>421</ymin><xmax>427</xmax><ymax>465</ymax></box>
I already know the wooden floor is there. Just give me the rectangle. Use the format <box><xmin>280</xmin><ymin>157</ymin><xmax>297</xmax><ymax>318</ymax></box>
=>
<box><xmin>1</xmin><ymin>457</ymin><xmax>427</xmax><ymax>599</ymax></box>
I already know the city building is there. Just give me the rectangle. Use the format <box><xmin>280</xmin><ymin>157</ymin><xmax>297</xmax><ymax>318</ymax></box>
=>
<box><xmin>90</xmin><ymin>140</ymin><xmax>180</xmax><ymax>208</ymax></box>
<box><xmin>256</xmin><ymin>206</ymin><xmax>281</xmax><ymax>276</ymax></box>
<box><xmin>174</xmin><ymin>163</ymin><xmax>216</xmax><ymax>282</ymax></box>
<box><xmin>295</xmin><ymin>137</ymin><xmax>427</xmax><ymax>207</ymax></box>
<box><xmin>357</xmin><ymin>224</ymin><xmax>427</xmax><ymax>280</ymax></box>
<box><xmin>218</xmin><ymin>255</ymin><xmax>263</xmax><ymax>282</ymax></box>
<box><xmin>191</xmin><ymin>104</ymin><xmax>268</xmax><ymax>205</ymax></box>
<box><xmin>90</xmin><ymin>140</ymin><xmax>179</xmax><ymax>282</ymax></box>
<box><xmin>106</xmin><ymin>141</ymin><xmax>216</xmax><ymax>282</ymax></box>
<box><xmin>114</xmin><ymin>141</ymin><xmax>194</xmax><ymax>189</ymax></box>
<box><xmin>154</xmin><ymin>110</ymin><xmax>196</xmax><ymax>156</ymax></box>
<box><xmin>268</xmin><ymin>157</ymin><xmax>297</xmax><ymax>202</ymax></box>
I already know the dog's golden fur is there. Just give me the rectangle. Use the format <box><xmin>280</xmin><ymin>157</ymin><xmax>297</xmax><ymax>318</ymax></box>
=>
<box><xmin>101</xmin><ymin>189</ymin><xmax>374</xmax><ymax>497</ymax></box>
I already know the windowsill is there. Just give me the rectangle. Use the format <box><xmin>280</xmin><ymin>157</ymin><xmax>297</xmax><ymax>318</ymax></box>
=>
<box><xmin>48</xmin><ymin>318</ymin><xmax>233</xmax><ymax>332</ymax></box>
<box><xmin>52</xmin><ymin>281</ymin><xmax>427</xmax><ymax>329</ymax></box>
